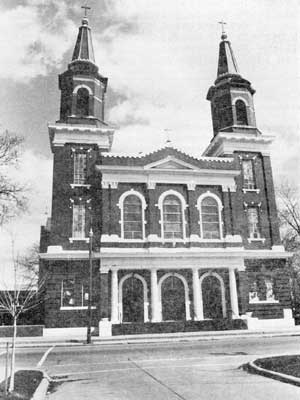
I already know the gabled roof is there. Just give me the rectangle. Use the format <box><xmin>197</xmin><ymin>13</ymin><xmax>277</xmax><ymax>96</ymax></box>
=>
<box><xmin>100</xmin><ymin>145</ymin><xmax>235</xmax><ymax>170</ymax></box>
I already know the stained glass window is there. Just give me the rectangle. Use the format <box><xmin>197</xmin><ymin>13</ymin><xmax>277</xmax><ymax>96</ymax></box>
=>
<box><xmin>201</xmin><ymin>197</ymin><xmax>221</xmax><ymax>239</ymax></box>
<box><xmin>163</xmin><ymin>195</ymin><xmax>183</xmax><ymax>239</ymax></box>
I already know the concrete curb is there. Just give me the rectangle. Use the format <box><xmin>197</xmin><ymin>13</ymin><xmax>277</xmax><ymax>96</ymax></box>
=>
<box><xmin>1</xmin><ymin>328</ymin><xmax>300</xmax><ymax>349</ymax></box>
<box><xmin>31</xmin><ymin>371</ymin><xmax>51</xmax><ymax>400</ymax></box>
<box><xmin>246</xmin><ymin>359</ymin><xmax>300</xmax><ymax>387</ymax></box>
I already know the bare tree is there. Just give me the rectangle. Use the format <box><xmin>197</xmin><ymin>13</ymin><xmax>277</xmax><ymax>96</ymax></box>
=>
<box><xmin>18</xmin><ymin>242</ymin><xmax>40</xmax><ymax>281</ymax></box>
<box><xmin>0</xmin><ymin>130</ymin><xmax>27</xmax><ymax>225</ymax></box>
<box><xmin>277</xmin><ymin>182</ymin><xmax>300</xmax><ymax>251</ymax></box>
<box><xmin>0</xmin><ymin>240</ymin><xmax>45</xmax><ymax>393</ymax></box>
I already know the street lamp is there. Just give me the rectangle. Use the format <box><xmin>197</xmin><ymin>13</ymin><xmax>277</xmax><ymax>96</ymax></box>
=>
<box><xmin>87</xmin><ymin>226</ymin><xmax>93</xmax><ymax>344</ymax></box>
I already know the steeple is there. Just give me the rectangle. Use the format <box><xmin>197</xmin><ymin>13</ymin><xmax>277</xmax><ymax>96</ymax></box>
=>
<box><xmin>49</xmin><ymin>9</ymin><xmax>115</xmax><ymax>154</ymax></box>
<box><xmin>207</xmin><ymin>26</ymin><xmax>257</xmax><ymax>137</ymax></box>
<box><xmin>57</xmin><ymin>12</ymin><xmax>109</xmax><ymax>127</ymax></box>
<box><xmin>71</xmin><ymin>16</ymin><xmax>95</xmax><ymax>64</ymax></box>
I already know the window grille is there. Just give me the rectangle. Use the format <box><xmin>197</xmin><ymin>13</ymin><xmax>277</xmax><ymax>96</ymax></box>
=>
<box><xmin>74</xmin><ymin>153</ymin><xmax>87</xmax><ymax>184</ymax></box>
<box><xmin>123</xmin><ymin>195</ymin><xmax>143</xmax><ymax>239</ymax></box>
<box><xmin>242</xmin><ymin>160</ymin><xmax>255</xmax><ymax>189</ymax></box>
<box><xmin>72</xmin><ymin>204</ymin><xmax>85</xmax><ymax>238</ymax></box>
<box><xmin>163</xmin><ymin>195</ymin><xmax>183</xmax><ymax>239</ymax></box>
<box><xmin>201</xmin><ymin>197</ymin><xmax>221</xmax><ymax>239</ymax></box>
<box><xmin>247</xmin><ymin>207</ymin><xmax>260</xmax><ymax>238</ymax></box>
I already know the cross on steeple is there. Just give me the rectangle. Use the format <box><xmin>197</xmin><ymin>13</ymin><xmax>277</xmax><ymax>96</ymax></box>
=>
<box><xmin>218</xmin><ymin>20</ymin><xmax>227</xmax><ymax>40</ymax></box>
<box><xmin>81</xmin><ymin>3</ymin><xmax>91</xmax><ymax>17</ymax></box>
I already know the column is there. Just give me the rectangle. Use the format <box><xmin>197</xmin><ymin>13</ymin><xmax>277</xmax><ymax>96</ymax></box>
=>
<box><xmin>99</xmin><ymin>267</ymin><xmax>109</xmax><ymax>319</ymax></box>
<box><xmin>151</xmin><ymin>269</ymin><xmax>160</xmax><ymax>322</ymax></box>
<box><xmin>229</xmin><ymin>268</ymin><xmax>239</xmax><ymax>318</ymax></box>
<box><xmin>192</xmin><ymin>268</ymin><xmax>203</xmax><ymax>320</ymax></box>
<box><xmin>110</xmin><ymin>269</ymin><xmax>119</xmax><ymax>323</ymax></box>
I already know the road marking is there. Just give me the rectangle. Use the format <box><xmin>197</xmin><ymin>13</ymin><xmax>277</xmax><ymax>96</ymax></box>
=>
<box><xmin>37</xmin><ymin>346</ymin><xmax>55</xmax><ymax>368</ymax></box>
<box><xmin>51</xmin><ymin>362</ymin><xmax>240</xmax><ymax>378</ymax></box>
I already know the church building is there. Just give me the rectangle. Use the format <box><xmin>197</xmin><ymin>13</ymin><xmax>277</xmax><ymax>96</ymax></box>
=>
<box><xmin>39</xmin><ymin>15</ymin><xmax>294</xmax><ymax>336</ymax></box>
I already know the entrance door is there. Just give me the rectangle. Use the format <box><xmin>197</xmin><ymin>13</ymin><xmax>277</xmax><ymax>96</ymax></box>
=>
<box><xmin>122</xmin><ymin>276</ymin><xmax>144</xmax><ymax>323</ymax></box>
<box><xmin>202</xmin><ymin>275</ymin><xmax>224</xmax><ymax>319</ymax></box>
<box><xmin>161</xmin><ymin>275</ymin><xmax>186</xmax><ymax>321</ymax></box>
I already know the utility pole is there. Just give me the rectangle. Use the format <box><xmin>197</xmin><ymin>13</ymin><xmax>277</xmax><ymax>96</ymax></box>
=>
<box><xmin>87</xmin><ymin>226</ymin><xmax>93</xmax><ymax>344</ymax></box>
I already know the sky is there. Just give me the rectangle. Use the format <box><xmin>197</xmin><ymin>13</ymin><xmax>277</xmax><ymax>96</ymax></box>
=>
<box><xmin>0</xmin><ymin>0</ymin><xmax>299</xmax><ymax>285</ymax></box>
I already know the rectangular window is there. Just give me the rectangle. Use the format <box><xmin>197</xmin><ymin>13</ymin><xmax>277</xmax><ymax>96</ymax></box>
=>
<box><xmin>247</xmin><ymin>207</ymin><xmax>260</xmax><ymax>239</ymax></box>
<box><xmin>242</xmin><ymin>160</ymin><xmax>255</xmax><ymax>189</ymax></box>
<box><xmin>74</xmin><ymin>153</ymin><xmax>87</xmax><ymax>185</ymax></box>
<box><xmin>61</xmin><ymin>278</ymin><xmax>76</xmax><ymax>307</ymax></box>
<box><xmin>72</xmin><ymin>204</ymin><xmax>86</xmax><ymax>238</ymax></box>
<box><xmin>61</xmin><ymin>279</ymin><xmax>92</xmax><ymax>308</ymax></box>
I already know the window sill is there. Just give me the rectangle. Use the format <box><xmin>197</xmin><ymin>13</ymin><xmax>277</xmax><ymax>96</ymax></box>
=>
<box><xmin>69</xmin><ymin>237</ymin><xmax>90</xmax><ymax>243</ymax></box>
<box><xmin>70</xmin><ymin>184</ymin><xmax>91</xmax><ymax>189</ymax></box>
<box><xmin>242</xmin><ymin>188</ymin><xmax>260</xmax><ymax>194</ymax></box>
<box><xmin>60</xmin><ymin>306</ymin><xmax>97</xmax><ymax>311</ymax></box>
<box><xmin>249</xmin><ymin>300</ymin><xmax>279</xmax><ymax>304</ymax></box>
<box><xmin>247</xmin><ymin>237</ymin><xmax>265</xmax><ymax>243</ymax></box>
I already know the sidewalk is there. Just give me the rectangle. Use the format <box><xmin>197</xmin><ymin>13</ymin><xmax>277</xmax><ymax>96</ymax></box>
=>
<box><xmin>1</xmin><ymin>326</ymin><xmax>300</xmax><ymax>348</ymax></box>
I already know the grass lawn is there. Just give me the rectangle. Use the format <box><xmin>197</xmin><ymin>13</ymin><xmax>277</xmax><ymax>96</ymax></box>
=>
<box><xmin>255</xmin><ymin>355</ymin><xmax>300</xmax><ymax>378</ymax></box>
<box><xmin>0</xmin><ymin>370</ymin><xmax>43</xmax><ymax>400</ymax></box>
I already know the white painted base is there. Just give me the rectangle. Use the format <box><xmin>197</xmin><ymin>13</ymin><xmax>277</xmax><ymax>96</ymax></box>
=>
<box><xmin>99</xmin><ymin>319</ymin><xmax>112</xmax><ymax>337</ymax></box>
<box><xmin>242</xmin><ymin>308</ymin><xmax>295</xmax><ymax>330</ymax></box>
<box><xmin>43</xmin><ymin>327</ymin><xmax>89</xmax><ymax>338</ymax></box>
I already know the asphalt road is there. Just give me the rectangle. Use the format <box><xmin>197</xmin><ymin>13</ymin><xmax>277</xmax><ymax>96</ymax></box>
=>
<box><xmin>2</xmin><ymin>336</ymin><xmax>300</xmax><ymax>399</ymax></box>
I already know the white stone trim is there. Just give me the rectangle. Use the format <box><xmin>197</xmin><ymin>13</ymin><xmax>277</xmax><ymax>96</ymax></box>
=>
<box><xmin>97</xmin><ymin>167</ymin><xmax>239</xmax><ymax>192</ymax></box>
<box><xmin>157</xmin><ymin>190</ymin><xmax>188</xmax><ymax>241</ymax></box>
<box><xmin>60</xmin><ymin>306</ymin><xmax>96</xmax><ymax>310</ymax></box>
<box><xmin>117</xmin><ymin>189</ymin><xmax>147</xmax><ymax>240</ymax></box>
<box><xmin>158</xmin><ymin>273</ymin><xmax>191</xmax><ymax>321</ymax></box>
<box><xmin>118</xmin><ymin>273</ymin><xmax>149</xmax><ymax>323</ymax></box>
<box><xmin>144</xmin><ymin>156</ymin><xmax>199</xmax><ymax>170</ymax></box>
<box><xmin>69</xmin><ymin>237</ymin><xmax>90</xmax><ymax>243</ymax></box>
<box><xmin>233</xmin><ymin>96</ymin><xmax>249</xmax><ymax>106</ymax></box>
<box><xmin>73</xmin><ymin>76</ymin><xmax>102</xmax><ymax>86</ymax></box>
<box><xmin>196</xmin><ymin>192</ymin><xmax>223</xmax><ymax>240</ymax></box>
<box><xmin>73</xmin><ymin>84</ymin><xmax>93</xmax><ymax>95</ymax></box>
<box><xmin>199</xmin><ymin>272</ymin><xmax>227</xmax><ymax>318</ymax></box>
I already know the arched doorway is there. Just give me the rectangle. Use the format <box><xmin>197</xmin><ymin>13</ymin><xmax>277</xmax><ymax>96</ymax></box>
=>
<box><xmin>201</xmin><ymin>274</ymin><xmax>225</xmax><ymax>319</ymax></box>
<box><xmin>161</xmin><ymin>275</ymin><xmax>186</xmax><ymax>321</ymax></box>
<box><xmin>121</xmin><ymin>275</ymin><xmax>144</xmax><ymax>323</ymax></box>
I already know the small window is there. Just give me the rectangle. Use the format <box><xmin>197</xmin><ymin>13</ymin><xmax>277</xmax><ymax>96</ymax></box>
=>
<box><xmin>123</xmin><ymin>195</ymin><xmax>143</xmax><ymax>239</ymax></box>
<box><xmin>72</xmin><ymin>204</ymin><xmax>86</xmax><ymax>238</ymax></box>
<box><xmin>249</xmin><ymin>276</ymin><xmax>276</xmax><ymax>302</ymax></box>
<box><xmin>236</xmin><ymin>100</ymin><xmax>248</xmax><ymax>125</ymax></box>
<box><xmin>61</xmin><ymin>278</ymin><xmax>76</xmax><ymax>307</ymax></box>
<box><xmin>76</xmin><ymin>88</ymin><xmax>89</xmax><ymax>116</ymax></box>
<box><xmin>242</xmin><ymin>160</ymin><xmax>255</xmax><ymax>189</ymax></box>
<box><xmin>163</xmin><ymin>195</ymin><xmax>183</xmax><ymax>239</ymax></box>
<box><xmin>61</xmin><ymin>279</ymin><xmax>92</xmax><ymax>308</ymax></box>
<box><xmin>201</xmin><ymin>197</ymin><xmax>221</xmax><ymax>239</ymax></box>
<box><xmin>74</xmin><ymin>153</ymin><xmax>87</xmax><ymax>184</ymax></box>
<box><xmin>247</xmin><ymin>207</ymin><xmax>260</xmax><ymax>239</ymax></box>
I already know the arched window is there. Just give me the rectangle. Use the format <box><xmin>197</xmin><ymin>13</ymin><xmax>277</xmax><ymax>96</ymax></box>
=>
<box><xmin>200</xmin><ymin>196</ymin><xmax>221</xmax><ymax>239</ymax></box>
<box><xmin>123</xmin><ymin>195</ymin><xmax>143</xmax><ymax>239</ymax></box>
<box><xmin>235</xmin><ymin>100</ymin><xmax>248</xmax><ymax>125</ymax></box>
<box><xmin>76</xmin><ymin>88</ymin><xmax>89</xmax><ymax>116</ymax></box>
<box><xmin>163</xmin><ymin>195</ymin><xmax>183</xmax><ymax>239</ymax></box>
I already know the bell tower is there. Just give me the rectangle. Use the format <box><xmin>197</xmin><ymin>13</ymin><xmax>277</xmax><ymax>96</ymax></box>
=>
<box><xmin>207</xmin><ymin>24</ymin><xmax>257</xmax><ymax>136</ymax></box>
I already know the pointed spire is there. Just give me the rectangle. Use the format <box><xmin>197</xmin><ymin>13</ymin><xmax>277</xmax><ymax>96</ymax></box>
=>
<box><xmin>71</xmin><ymin>11</ymin><xmax>95</xmax><ymax>64</ymax></box>
<box><xmin>217</xmin><ymin>22</ymin><xmax>239</xmax><ymax>77</ymax></box>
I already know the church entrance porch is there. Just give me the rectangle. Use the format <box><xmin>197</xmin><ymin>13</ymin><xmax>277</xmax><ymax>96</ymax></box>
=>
<box><xmin>200</xmin><ymin>272</ymin><xmax>227</xmax><ymax>319</ymax></box>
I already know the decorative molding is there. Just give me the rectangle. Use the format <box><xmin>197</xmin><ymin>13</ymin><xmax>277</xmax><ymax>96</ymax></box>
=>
<box><xmin>72</xmin><ymin>84</ymin><xmax>93</xmax><ymax>95</ymax></box>
<box><xmin>147</xmin><ymin>181</ymin><xmax>156</xmax><ymax>189</ymax></box>
<box><xmin>70</xmin><ymin>184</ymin><xmax>91</xmax><ymax>189</ymax></box>
<box><xmin>247</xmin><ymin>237</ymin><xmax>266</xmax><ymax>244</ymax></box>
<box><xmin>242</xmin><ymin>188</ymin><xmax>260</xmax><ymax>194</ymax></box>
<box><xmin>187</xmin><ymin>182</ymin><xmax>196</xmax><ymax>191</ymax></box>
<box><xmin>69</xmin><ymin>237</ymin><xmax>90</xmax><ymax>243</ymax></box>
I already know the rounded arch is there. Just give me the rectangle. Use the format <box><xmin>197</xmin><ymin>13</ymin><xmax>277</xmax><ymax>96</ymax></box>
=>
<box><xmin>235</xmin><ymin>99</ymin><xmax>248</xmax><ymax>125</ymax></box>
<box><xmin>157</xmin><ymin>190</ymin><xmax>187</xmax><ymax>240</ymax></box>
<box><xmin>197</xmin><ymin>192</ymin><xmax>223</xmax><ymax>240</ymax></box>
<box><xmin>117</xmin><ymin>189</ymin><xmax>147</xmax><ymax>240</ymax></box>
<box><xmin>199</xmin><ymin>272</ymin><xmax>226</xmax><ymax>318</ymax></box>
<box><xmin>118</xmin><ymin>273</ymin><xmax>149</xmax><ymax>322</ymax></box>
<box><xmin>73</xmin><ymin>84</ymin><xmax>93</xmax><ymax>95</ymax></box>
<box><xmin>233</xmin><ymin>96</ymin><xmax>249</xmax><ymax>107</ymax></box>
<box><xmin>158</xmin><ymin>273</ymin><xmax>191</xmax><ymax>321</ymax></box>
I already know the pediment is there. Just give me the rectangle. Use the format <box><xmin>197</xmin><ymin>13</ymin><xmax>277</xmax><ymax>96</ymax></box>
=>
<box><xmin>144</xmin><ymin>156</ymin><xmax>199</xmax><ymax>170</ymax></box>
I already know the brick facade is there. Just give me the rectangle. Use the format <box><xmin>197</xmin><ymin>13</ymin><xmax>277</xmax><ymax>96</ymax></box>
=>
<box><xmin>39</xmin><ymin>17</ymin><xmax>294</xmax><ymax>335</ymax></box>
